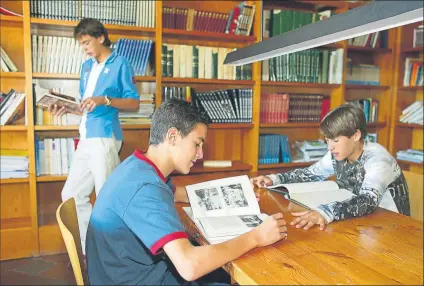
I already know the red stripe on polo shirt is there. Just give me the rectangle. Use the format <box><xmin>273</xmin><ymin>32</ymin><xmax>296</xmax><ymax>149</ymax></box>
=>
<box><xmin>134</xmin><ymin>150</ymin><xmax>166</xmax><ymax>183</ymax></box>
<box><xmin>150</xmin><ymin>231</ymin><xmax>188</xmax><ymax>255</ymax></box>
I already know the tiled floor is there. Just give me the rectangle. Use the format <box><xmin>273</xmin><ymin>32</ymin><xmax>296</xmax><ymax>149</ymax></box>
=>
<box><xmin>1</xmin><ymin>254</ymin><xmax>76</xmax><ymax>285</ymax></box>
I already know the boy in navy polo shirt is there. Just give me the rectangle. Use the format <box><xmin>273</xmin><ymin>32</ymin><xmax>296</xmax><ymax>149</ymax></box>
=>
<box><xmin>86</xmin><ymin>99</ymin><xmax>288</xmax><ymax>285</ymax></box>
<box><xmin>50</xmin><ymin>18</ymin><xmax>140</xmax><ymax>253</ymax></box>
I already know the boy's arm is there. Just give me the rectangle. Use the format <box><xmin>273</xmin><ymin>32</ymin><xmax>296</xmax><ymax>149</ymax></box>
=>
<box><xmin>163</xmin><ymin>213</ymin><xmax>287</xmax><ymax>282</ymax></box>
<box><xmin>315</xmin><ymin>156</ymin><xmax>395</xmax><ymax>223</ymax></box>
<box><xmin>267</xmin><ymin>151</ymin><xmax>334</xmax><ymax>185</ymax></box>
<box><xmin>174</xmin><ymin>186</ymin><xmax>189</xmax><ymax>203</ymax></box>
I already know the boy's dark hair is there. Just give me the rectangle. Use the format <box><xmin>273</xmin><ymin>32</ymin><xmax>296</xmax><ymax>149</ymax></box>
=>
<box><xmin>74</xmin><ymin>18</ymin><xmax>111</xmax><ymax>47</ymax></box>
<box><xmin>149</xmin><ymin>98</ymin><xmax>209</xmax><ymax>145</ymax></box>
<box><xmin>320</xmin><ymin>103</ymin><xmax>367</xmax><ymax>140</ymax></box>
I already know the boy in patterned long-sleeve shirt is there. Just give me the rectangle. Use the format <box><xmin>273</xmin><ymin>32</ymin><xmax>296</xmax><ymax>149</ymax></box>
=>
<box><xmin>251</xmin><ymin>104</ymin><xmax>410</xmax><ymax>231</ymax></box>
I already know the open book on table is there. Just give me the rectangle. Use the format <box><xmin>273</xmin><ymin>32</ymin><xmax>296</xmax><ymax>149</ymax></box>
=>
<box><xmin>36</xmin><ymin>91</ymin><xmax>82</xmax><ymax>115</ymax></box>
<box><xmin>184</xmin><ymin>175</ymin><xmax>268</xmax><ymax>244</ymax></box>
<box><xmin>267</xmin><ymin>181</ymin><xmax>356</xmax><ymax>210</ymax></box>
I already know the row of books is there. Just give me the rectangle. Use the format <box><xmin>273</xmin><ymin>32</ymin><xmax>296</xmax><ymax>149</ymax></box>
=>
<box><xmin>403</xmin><ymin>58</ymin><xmax>423</xmax><ymax>87</ymax></box>
<box><xmin>349</xmin><ymin>99</ymin><xmax>379</xmax><ymax>123</ymax></box>
<box><xmin>399</xmin><ymin>101</ymin><xmax>423</xmax><ymax>125</ymax></box>
<box><xmin>396</xmin><ymin>149</ymin><xmax>423</xmax><ymax>164</ymax></box>
<box><xmin>163</xmin><ymin>2</ymin><xmax>255</xmax><ymax>36</ymax></box>
<box><xmin>262</xmin><ymin>8</ymin><xmax>332</xmax><ymax>38</ymax></box>
<box><xmin>119</xmin><ymin>94</ymin><xmax>155</xmax><ymax>125</ymax></box>
<box><xmin>191</xmin><ymin>88</ymin><xmax>253</xmax><ymax>124</ymax></box>
<box><xmin>413</xmin><ymin>25</ymin><xmax>423</xmax><ymax>48</ymax></box>
<box><xmin>258</xmin><ymin>134</ymin><xmax>291</xmax><ymax>164</ymax></box>
<box><xmin>35</xmin><ymin>137</ymin><xmax>77</xmax><ymax>176</ymax></box>
<box><xmin>292</xmin><ymin>140</ymin><xmax>328</xmax><ymax>163</ymax></box>
<box><xmin>346</xmin><ymin>63</ymin><xmax>380</xmax><ymax>86</ymax></box>
<box><xmin>161</xmin><ymin>44</ymin><xmax>251</xmax><ymax>80</ymax></box>
<box><xmin>0</xmin><ymin>89</ymin><xmax>26</xmax><ymax>126</ymax></box>
<box><xmin>260</xmin><ymin>93</ymin><xmax>327</xmax><ymax>124</ymax></box>
<box><xmin>1</xmin><ymin>46</ymin><xmax>18</xmax><ymax>72</ymax></box>
<box><xmin>114</xmin><ymin>39</ymin><xmax>153</xmax><ymax>76</ymax></box>
<box><xmin>262</xmin><ymin>49</ymin><xmax>344</xmax><ymax>84</ymax></box>
<box><xmin>31</xmin><ymin>35</ymin><xmax>89</xmax><ymax>74</ymax></box>
<box><xmin>0</xmin><ymin>149</ymin><xmax>29</xmax><ymax>179</ymax></box>
<box><xmin>30</xmin><ymin>0</ymin><xmax>156</xmax><ymax>28</ymax></box>
<box><xmin>348</xmin><ymin>31</ymin><xmax>389</xmax><ymax>48</ymax></box>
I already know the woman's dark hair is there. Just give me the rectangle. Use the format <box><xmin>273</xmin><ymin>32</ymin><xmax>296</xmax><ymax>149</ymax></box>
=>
<box><xmin>74</xmin><ymin>18</ymin><xmax>111</xmax><ymax>47</ymax></box>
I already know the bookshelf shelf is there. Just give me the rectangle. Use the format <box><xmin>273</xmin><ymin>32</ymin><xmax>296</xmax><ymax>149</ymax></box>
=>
<box><xmin>32</xmin><ymin>73</ymin><xmax>155</xmax><ymax>82</ymax></box>
<box><xmin>0</xmin><ymin>178</ymin><xmax>29</xmax><ymax>184</ymax></box>
<box><xmin>397</xmin><ymin>160</ymin><xmax>423</xmax><ymax>167</ymax></box>
<box><xmin>162</xmin><ymin>28</ymin><xmax>256</xmax><ymax>44</ymax></box>
<box><xmin>401</xmin><ymin>47</ymin><xmax>424</xmax><ymax>54</ymax></box>
<box><xmin>347</xmin><ymin>46</ymin><xmax>392</xmax><ymax>53</ymax></box>
<box><xmin>261</xmin><ymin>81</ymin><xmax>340</xmax><ymax>88</ymax></box>
<box><xmin>345</xmin><ymin>84</ymin><xmax>390</xmax><ymax>90</ymax></box>
<box><xmin>366</xmin><ymin>122</ymin><xmax>387</xmax><ymax>128</ymax></box>
<box><xmin>398</xmin><ymin>86</ymin><xmax>424</xmax><ymax>91</ymax></box>
<box><xmin>260</xmin><ymin>123</ymin><xmax>320</xmax><ymax>128</ymax></box>
<box><xmin>209</xmin><ymin>123</ymin><xmax>254</xmax><ymax>129</ymax></box>
<box><xmin>396</xmin><ymin>123</ymin><xmax>424</xmax><ymax>129</ymax></box>
<box><xmin>35</xmin><ymin>124</ymin><xmax>152</xmax><ymax>131</ymax></box>
<box><xmin>162</xmin><ymin>77</ymin><xmax>255</xmax><ymax>85</ymax></box>
<box><xmin>36</xmin><ymin>175</ymin><xmax>67</xmax><ymax>182</ymax></box>
<box><xmin>30</xmin><ymin>18</ymin><xmax>156</xmax><ymax>36</ymax></box>
<box><xmin>0</xmin><ymin>15</ymin><xmax>23</xmax><ymax>23</ymax></box>
<box><xmin>258</xmin><ymin>162</ymin><xmax>312</xmax><ymax>170</ymax></box>
<box><xmin>1</xmin><ymin>217</ymin><xmax>32</xmax><ymax>230</ymax></box>
<box><xmin>0</xmin><ymin>72</ymin><xmax>25</xmax><ymax>78</ymax></box>
<box><xmin>119</xmin><ymin>124</ymin><xmax>151</xmax><ymax>130</ymax></box>
<box><xmin>0</xmin><ymin>125</ymin><xmax>27</xmax><ymax>131</ymax></box>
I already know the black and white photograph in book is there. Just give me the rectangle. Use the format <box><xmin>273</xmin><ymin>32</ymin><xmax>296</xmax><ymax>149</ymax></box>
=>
<box><xmin>195</xmin><ymin>188</ymin><xmax>223</xmax><ymax>211</ymax></box>
<box><xmin>239</xmin><ymin>215</ymin><xmax>263</xmax><ymax>228</ymax></box>
<box><xmin>221</xmin><ymin>184</ymin><xmax>249</xmax><ymax>208</ymax></box>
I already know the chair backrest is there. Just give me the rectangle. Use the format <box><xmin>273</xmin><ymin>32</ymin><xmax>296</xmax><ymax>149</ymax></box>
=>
<box><xmin>403</xmin><ymin>170</ymin><xmax>423</xmax><ymax>222</ymax></box>
<box><xmin>56</xmin><ymin>198</ymin><xmax>86</xmax><ymax>285</ymax></box>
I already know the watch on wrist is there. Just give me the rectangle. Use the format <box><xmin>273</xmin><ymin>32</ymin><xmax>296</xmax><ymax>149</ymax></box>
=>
<box><xmin>104</xmin><ymin>96</ymin><xmax>111</xmax><ymax>106</ymax></box>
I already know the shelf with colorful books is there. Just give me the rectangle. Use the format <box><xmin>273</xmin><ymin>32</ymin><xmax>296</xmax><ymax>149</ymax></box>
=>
<box><xmin>345</xmin><ymin>84</ymin><xmax>390</xmax><ymax>90</ymax></box>
<box><xmin>30</xmin><ymin>18</ymin><xmax>156</xmax><ymax>37</ymax></box>
<box><xmin>162</xmin><ymin>77</ymin><xmax>255</xmax><ymax>85</ymax></box>
<box><xmin>258</xmin><ymin>162</ymin><xmax>312</xmax><ymax>170</ymax></box>
<box><xmin>259</xmin><ymin>123</ymin><xmax>320</xmax><ymax>128</ymax></box>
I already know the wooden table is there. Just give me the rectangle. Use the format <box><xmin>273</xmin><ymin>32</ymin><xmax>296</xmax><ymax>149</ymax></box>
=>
<box><xmin>172</xmin><ymin>172</ymin><xmax>424</xmax><ymax>285</ymax></box>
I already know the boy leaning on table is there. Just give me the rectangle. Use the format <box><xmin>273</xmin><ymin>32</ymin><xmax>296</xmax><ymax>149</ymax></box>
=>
<box><xmin>251</xmin><ymin>104</ymin><xmax>410</xmax><ymax>231</ymax></box>
<box><xmin>85</xmin><ymin>98</ymin><xmax>288</xmax><ymax>285</ymax></box>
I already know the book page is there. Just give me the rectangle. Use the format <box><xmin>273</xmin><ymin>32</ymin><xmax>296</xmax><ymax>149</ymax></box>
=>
<box><xmin>37</xmin><ymin>93</ymin><xmax>81</xmax><ymax>115</ymax></box>
<box><xmin>268</xmin><ymin>180</ymin><xmax>339</xmax><ymax>194</ymax></box>
<box><xmin>185</xmin><ymin>175</ymin><xmax>260</xmax><ymax>219</ymax></box>
<box><xmin>199</xmin><ymin>213</ymin><xmax>268</xmax><ymax>238</ymax></box>
<box><xmin>290</xmin><ymin>189</ymin><xmax>356</xmax><ymax>210</ymax></box>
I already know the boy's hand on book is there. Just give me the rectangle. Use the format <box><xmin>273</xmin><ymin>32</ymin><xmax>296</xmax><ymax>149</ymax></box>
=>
<box><xmin>79</xmin><ymin>97</ymin><xmax>105</xmax><ymax>112</ymax></box>
<box><xmin>290</xmin><ymin>210</ymin><xmax>326</xmax><ymax>231</ymax></box>
<box><xmin>253</xmin><ymin>213</ymin><xmax>287</xmax><ymax>247</ymax></box>
<box><xmin>48</xmin><ymin>104</ymin><xmax>69</xmax><ymax>116</ymax></box>
<box><xmin>250</xmin><ymin>175</ymin><xmax>273</xmax><ymax>188</ymax></box>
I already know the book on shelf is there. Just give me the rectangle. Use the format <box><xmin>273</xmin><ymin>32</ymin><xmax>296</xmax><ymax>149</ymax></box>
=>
<box><xmin>346</xmin><ymin>60</ymin><xmax>380</xmax><ymax>86</ymax></box>
<box><xmin>259</xmin><ymin>134</ymin><xmax>291</xmax><ymax>164</ymax></box>
<box><xmin>0</xmin><ymin>149</ymin><xmax>28</xmax><ymax>179</ymax></box>
<box><xmin>0</xmin><ymin>89</ymin><xmax>26</xmax><ymax>126</ymax></box>
<box><xmin>0</xmin><ymin>46</ymin><xmax>18</xmax><ymax>72</ymax></box>
<box><xmin>413</xmin><ymin>25</ymin><xmax>423</xmax><ymax>48</ymax></box>
<box><xmin>30</xmin><ymin>0</ymin><xmax>155</xmax><ymax>27</ymax></box>
<box><xmin>203</xmin><ymin>160</ymin><xmax>232</xmax><ymax>168</ymax></box>
<box><xmin>396</xmin><ymin>149</ymin><xmax>424</xmax><ymax>164</ymax></box>
<box><xmin>403</xmin><ymin>58</ymin><xmax>423</xmax><ymax>87</ymax></box>
<box><xmin>347</xmin><ymin>31</ymin><xmax>388</xmax><ymax>48</ymax></box>
<box><xmin>184</xmin><ymin>175</ymin><xmax>268</xmax><ymax>244</ymax></box>
<box><xmin>348</xmin><ymin>99</ymin><xmax>379</xmax><ymax>123</ymax></box>
<box><xmin>399</xmin><ymin>101</ymin><xmax>423</xmax><ymax>125</ymax></box>
<box><xmin>0</xmin><ymin>6</ymin><xmax>23</xmax><ymax>17</ymax></box>
<box><xmin>267</xmin><ymin>181</ymin><xmax>355</xmax><ymax>210</ymax></box>
<box><xmin>292</xmin><ymin>139</ymin><xmax>327</xmax><ymax>163</ymax></box>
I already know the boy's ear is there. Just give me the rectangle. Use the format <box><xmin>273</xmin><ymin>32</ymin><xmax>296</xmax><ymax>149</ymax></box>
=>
<box><xmin>353</xmin><ymin>129</ymin><xmax>362</xmax><ymax>141</ymax></box>
<box><xmin>166</xmin><ymin>127</ymin><xmax>179</xmax><ymax>146</ymax></box>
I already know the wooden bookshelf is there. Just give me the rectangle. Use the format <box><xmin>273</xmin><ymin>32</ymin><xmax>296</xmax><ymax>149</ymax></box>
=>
<box><xmin>396</xmin><ymin>123</ymin><xmax>424</xmax><ymax>129</ymax></box>
<box><xmin>0</xmin><ymin>15</ymin><xmax>23</xmax><ymax>23</ymax></box>
<box><xmin>0</xmin><ymin>125</ymin><xmax>27</xmax><ymax>131</ymax></box>
<box><xmin>345</xmin><ymin>84</ymin><xmax>390</xmax><ymax>90</ymax></box>
<box><xmin>0</xmin><ymin>178</ymin><xmax>29</xmax><ymax>184</ymax></box>
<box><xmin>32</xmin><ymin>73</ymin><xmax>156</xmax><ymax>82</ymax></box>
<box><xmin>261</xmin><ymin>81</ymin><xmax>340</xmax><ymax>88</ymax></box>
<box><xmin>397</xmin><ymin>160</ymin><xmax>424</xmax><ymax>167</ymax></box>
<box><xmin>401</xmin><ymin>47</ymin><xmax>424</xmax><ymax>53</ymax></box>
<box><xmin>260</xmin><ymin>123</ymin><xmax>320</xmax><ymax>128</ymax></box>
<box><xmin>347</xmin><ymin>46</ymin><xmax>392</xmax><ymax>53</ymax></box>
<box><xmin>258</xmin><ymin>162</ymin><xmax>311</xmax><ymax>170</ymax></box>
<box><xmin>398</xmin><ymin>86</ymin><xmax>424</xmax><ymax>91</ymax></box>
<box><xmin>0</xmin><ymin>72</ymin><xmax>25</xmax><ymax>78</ymax></box>
<box><xmin>173</xmin><ymin>161</ymin><xmax>252</xmax><ymax>175</ymax></box>
<box><xmin>162</xmin><ymin>78</ymin><xmax>255</xmax><ymax>85</ymax></box>
<box><xmin>36</xmin><ymin>175</ymin><xmax>67</xmax><ymax>182</ymax></box>
<box><xmin>162</xmin><ymin>28</ymin><xmax>256</xmax><ymax>44</ymax></box>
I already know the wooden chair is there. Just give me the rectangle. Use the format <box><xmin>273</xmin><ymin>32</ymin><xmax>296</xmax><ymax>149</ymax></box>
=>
<box><xmin>56</xmin><ymin>197</ymin><xmax>87</xmax><ymax>285</ymax></box>
<box><xmin>403</xmin><ymin>170</ymin><xmax>424</xmax><ymax>222</ymax></box>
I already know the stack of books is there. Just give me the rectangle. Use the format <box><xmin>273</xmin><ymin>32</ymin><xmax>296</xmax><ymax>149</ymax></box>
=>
<box><xmin>396</xmin><ymin>149</ymin><xmax>424</xmax><ymax>164</ymax></box>
<box><xmin>1</xmin><ymin>46</ymin><xmax>18</xmax><ymax>72</ymax></box>
<box><xmin>258</xmin><ymin>134</ymin><xmax>291</xmax><ymax>164</ymax></box>
<box><xmin>0</xmin><ymin>89</ymin><xmax>26</xmax><ymax>126</ymax></box>
<box><xmin>292</xmin><ymin>140</ymin><xmax>327</xmax><ymax>162</ymax></box>
<box><xmin>399</xmin><ymin>101</ymin><xmax>423</xmax><ymax>125</ymax></box>
<box><xmin>0</xmin><ymin>149</ymin><xmax>29</xmax><ymax>179</ymax></box>
<box><xmin>403</xmin><ymin>58</ymin><xmax>423</xmax><ymax>87</ymax></box>
<box><xmin>119</xmin><ymin>94</ymin><xmax>155</xmax><ymax>125</ymax></box>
